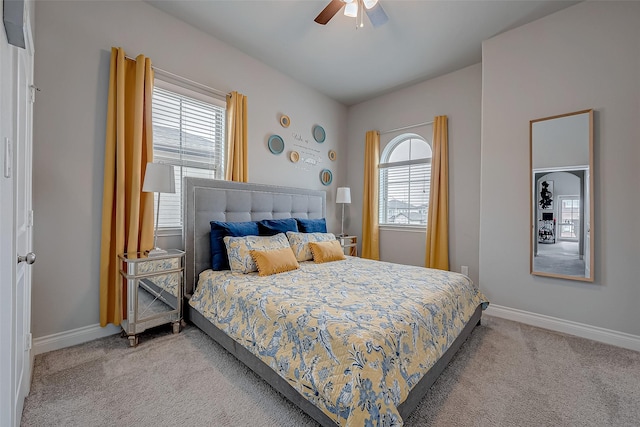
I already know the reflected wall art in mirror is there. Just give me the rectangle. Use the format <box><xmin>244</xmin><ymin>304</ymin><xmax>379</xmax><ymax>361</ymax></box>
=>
<box><xmin>530</xmin><ymin>109</ymin><xmax>594</xmax><ymax>281</ymax></box>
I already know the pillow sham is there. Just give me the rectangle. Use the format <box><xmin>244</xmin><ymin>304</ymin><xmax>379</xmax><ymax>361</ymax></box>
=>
<box><xmin>295</xmin><ymin>218</ymin><xmax>327</xmax><ymax>233</ymax></box>
<box><xmin>258</xmin><ymin>218</ymin><xmax>299</xmax><ymax>236</ymax></box>
<box><xmin>250</xmin><ymin>247</ymin><xmax>300</xmax><ymax>276</ymax></box>
<box><xmin>286</xmin><ymin>231</ymin><xmax>337</xmax><ymax>262</ymax></box>
<box><xmin>224</xmin><ymin>233</ymin><xmax>291</xmax><ymax>273</ymax></box>
<box><xmin>308</xmin><ymin>240</ymin><xmax>346</xmax><ymax>263</ymax></box>
<box><xmin>210</xmin><ymin>221</ymin><xmax>259</xmax><ymax>270</ymax></box>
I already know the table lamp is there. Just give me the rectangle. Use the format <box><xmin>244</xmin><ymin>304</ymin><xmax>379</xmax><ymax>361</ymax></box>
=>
<box><xmin>336</xmin><ymin>187</ymin><xmax>351</xmax><ymax>237</ymax></box>
<box><xmin>142</xmin><ymin>162</ymin><xmax>175</xmax><ymax>257</ymax></box>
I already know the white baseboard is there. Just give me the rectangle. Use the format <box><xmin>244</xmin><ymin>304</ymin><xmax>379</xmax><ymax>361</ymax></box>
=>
<box><xmin>485</xmin><ymin>304</ymin><xmax>640</xmax><ymax>352</ymax></box>
<box><xmin>33</xmin><ymin>323</ymin><xmax>121</xmax><ymax>355</ymax></box>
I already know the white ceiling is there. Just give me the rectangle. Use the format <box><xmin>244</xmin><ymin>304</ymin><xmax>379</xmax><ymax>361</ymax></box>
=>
<box><xmin>147</xmin><ymin>0</ymin><xmax>579</xmax><ymax>106</ymax></box>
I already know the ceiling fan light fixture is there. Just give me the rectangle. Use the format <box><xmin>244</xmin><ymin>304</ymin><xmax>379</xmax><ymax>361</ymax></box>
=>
<box><xmin>363</xmin><ymin>0</ymin><xmax>378</xmax><ymax>9</ymax></box>
<box><xmin>344</xmin><ymin>2</ymin><xmax>358</xmax><ymax>18</ymax></box>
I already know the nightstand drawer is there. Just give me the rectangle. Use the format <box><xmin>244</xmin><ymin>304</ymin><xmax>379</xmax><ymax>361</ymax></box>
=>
<box><xmin>120</xmin><ymin>249</ymin><xmax>183</xmax><ymax>276</ymax></box>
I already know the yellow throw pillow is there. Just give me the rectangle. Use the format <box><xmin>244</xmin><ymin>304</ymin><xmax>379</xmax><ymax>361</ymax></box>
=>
<box><xmin>250</xmin><ymin>247</ymin><xmax>300</xmax><ymax>276</ymax></box>
<box><xmin>308</xmin><ymin>240</ymin><xmax>346</xmax><ymax>263</ymax></box>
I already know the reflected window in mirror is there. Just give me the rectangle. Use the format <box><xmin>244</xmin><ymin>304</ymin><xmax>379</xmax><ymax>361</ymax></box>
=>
<box><xmin>530</xmin><ymin>110</ymin><xmax>594</xmax><ymax>282</ymax></box>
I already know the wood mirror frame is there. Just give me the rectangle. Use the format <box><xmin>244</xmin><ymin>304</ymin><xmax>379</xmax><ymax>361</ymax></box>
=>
<box><xmin>530</xmin><ymin>109</ymin><xmax>594</xmax><ymax>281</ymax></box>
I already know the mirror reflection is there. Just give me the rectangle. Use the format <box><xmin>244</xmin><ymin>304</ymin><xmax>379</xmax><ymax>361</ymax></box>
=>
<box><xmin>137</xmin><ymin>272</ymin><xmax>180</xmax><ymax>321</ymax></box>
<box><xmin>530</xmin><ymin>110</ymin><xmax>594</xmax><ymax>281</ymax></box>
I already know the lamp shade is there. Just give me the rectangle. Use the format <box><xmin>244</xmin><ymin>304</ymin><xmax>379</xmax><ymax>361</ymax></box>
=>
<box><xmin>336</xmin><ymin>187</ymin><xmax>351</xmax><ymax>204</ymax></box>
<box><xmin>363</xmin><ymin>0</ymin><xmax>378</xmax><ymax>9</ymax></box>
<box><xmin>142</xmin><ymin>163</ymin><xmax>175</xmax><ymax>193</ymax></box>
<box><xmin>344</xmin><ymin>1</ymin><xmax>358</xmax><ymax>17</ymax></box>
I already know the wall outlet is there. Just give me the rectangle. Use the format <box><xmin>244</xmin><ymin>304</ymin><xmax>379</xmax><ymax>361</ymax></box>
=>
<box><xmin>461</xmin><ymin>265</ymin><xmax>469</xmax><ymax>276</ymax></box>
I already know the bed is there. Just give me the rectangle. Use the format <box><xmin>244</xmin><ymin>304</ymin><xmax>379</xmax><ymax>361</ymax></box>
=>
<box><xmin>183</xmin><ymin>178</ymin><xmax>488</xmax><ymax>426</ymax></box>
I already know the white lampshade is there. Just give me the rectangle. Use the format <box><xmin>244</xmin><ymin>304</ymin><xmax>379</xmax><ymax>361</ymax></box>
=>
<box><xmin>142</xmin><ymin>163</ymin><xmax>175</xmax><ymax>194</ymax></box>
<box><xmin>344</xmin><ymin>1</ymin><xmax>358</xmax><ymax>17</ymax></box>
<box><xmin>363</xmin><ymin>0</ymin><xmax>378</xmax><ymax>9</ymax></box>
<box><xmin>336</xmin><ymin>187</ymin><xmax>351</xmax><ymax>204</ymax></box>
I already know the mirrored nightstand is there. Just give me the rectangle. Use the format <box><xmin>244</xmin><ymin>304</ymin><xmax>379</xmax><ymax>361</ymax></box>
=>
<box><xmin>118</xmin><ymin>249</ymin><xmax>184</xmax><ymax>346</ymax></box>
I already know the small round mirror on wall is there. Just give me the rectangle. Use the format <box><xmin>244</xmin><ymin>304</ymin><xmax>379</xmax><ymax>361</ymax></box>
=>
<box><xmin>268</xmin><ymin>135</ymin><xmax>285</xmax><ymax>155</ymax></box>
<box><xmin>319</xmin><ymin>169</ymin><xmax>332</xmax><ymax>186</ymax></box>
<box><xmin>313</xmin><ymin>125</ymin><xmax>326</xmax><ymax>143</ymax></box>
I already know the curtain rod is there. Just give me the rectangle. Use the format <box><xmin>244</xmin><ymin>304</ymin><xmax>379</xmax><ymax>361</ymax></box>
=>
<box><xmin>124</xmin><ymin>55</ymin><xmax>227</xmax><ymax>98</ymax></box>
<box><xmin>380</xmin><ymin>120</ymin><xmax>434</xmax><ymax>135</ymax></box>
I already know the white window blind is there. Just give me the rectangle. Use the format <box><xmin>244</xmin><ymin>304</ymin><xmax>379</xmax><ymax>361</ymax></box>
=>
<box><xmin>379</xmin><ymin>135</ymin><xmax>432</xmax><ymax>227</ymax></box>
<box><xmin>151</xmin><ymin>84</ymin><xmax>225</xmax><ymax>228</ymax></box>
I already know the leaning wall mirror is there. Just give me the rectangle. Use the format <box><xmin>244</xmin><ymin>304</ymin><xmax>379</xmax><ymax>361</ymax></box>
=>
<box><xmin>530</xmin><ymin>109</ymin><xmax>594</xmax><ymax>281</ymax></box>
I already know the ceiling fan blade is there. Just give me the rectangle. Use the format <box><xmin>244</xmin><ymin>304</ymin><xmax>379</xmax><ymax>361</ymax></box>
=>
<box><xmin>314</xmin><ymin>0</ymin><xmax>344</xmax><ymax>25</ymax></box>
<box><xmin>365</xmin><ymin>2</ymin><xmax>388</xmax><ymax>27</ymax></box>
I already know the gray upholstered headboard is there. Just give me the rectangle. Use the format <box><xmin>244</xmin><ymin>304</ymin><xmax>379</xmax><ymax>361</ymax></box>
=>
<box><xmin>183</xmin><ymin>178</ymin><xmax>326</xmax><ymax>296</ymax></box>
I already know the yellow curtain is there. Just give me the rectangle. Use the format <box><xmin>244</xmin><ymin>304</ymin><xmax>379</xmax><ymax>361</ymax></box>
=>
<box><xmin>225</xmin><ymin>91</ymin><xmax>248</xmax><ymax>182</ymax></box>
<box><xmin>361</xmin><ymin>130</ymin><xmax>380</xmax><ymax>260</ymax></box>
<box><xmin>99</xmin><ymin>48</ymin><xmax>155</xmax><ymax>327</ymax></box>
<box><xmin>425</xmin><ymin>115</ymin><xmax>449</xmax><ymax>270</ymax></box>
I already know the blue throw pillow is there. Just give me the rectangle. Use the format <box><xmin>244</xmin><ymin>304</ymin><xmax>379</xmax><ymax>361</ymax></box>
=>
<box><xmin>257</xmin><ymin>218</ymin><xmax>299</xmax><ymax>236</ymax></box>
<box><xmin>210</xmin><ymin>221</ymin><xmax>259</xmax><ymax>270</ymax></box>
<box><xmin>295</xmin><ymin>218</ymin><xmax>327</xmax><ymax>233</ymax></box>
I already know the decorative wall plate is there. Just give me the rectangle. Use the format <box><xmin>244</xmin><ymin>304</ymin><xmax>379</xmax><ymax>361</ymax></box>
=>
<box><xmin>328</xmin><ymin>150</ymin><xmax>337</xmax><ymax>161</ymax></box>
<box><xmin>289</xmin><ymin>151</ymin><xmax>300</xmax><ymax>163</ymax></box>
<box><xmin>313</xmin><ymin>125</ymin><xmax>326</xmax><ymax>143</ymax></box>
<box><xmin>268</xmin><ymin>135</ymin><xmax>285</xmax><ymax>154</ymax></box>
<box><xmin>280</xmin><ymin>115</ymin><xmax>290</xmax><ymax>128</ymax></box>
<box><xmin>320</xmin><ymin>169</ymin><xmax>333</xmax><ymax>186</ymax></box>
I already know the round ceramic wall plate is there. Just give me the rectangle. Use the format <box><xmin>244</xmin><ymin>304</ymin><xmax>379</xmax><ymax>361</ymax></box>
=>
<box><xmin>268</xmin><ymin>135</ymin><xmax>285</xmax><ymax>154</ymax></box>
<box><xmin>320</xmin><ymin>168</ymin><xmax>333</xmax><ymax>186</ymax></box>
<box><xmin>313</xmin><ymin>125</ymin><xmax>326</xmax><ymax>143</ymax></box>
<box><xmin>328</xmin><ymin>150</ymin><xmax>337</xmax><ymax>161</ymax></box>
<box><xmin>289</xmin><ymin>151</ymin><xmax>299</xmax><ymax>163</ymax></box>
<box><xmin>280</xmin><ymin>115</ymin><xmax>290</xmax><ymax>128</ymax></box>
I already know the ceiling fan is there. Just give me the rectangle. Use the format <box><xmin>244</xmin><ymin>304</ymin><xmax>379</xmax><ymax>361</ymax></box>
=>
<box><xmin>314</xmin><ymin>0</ymin><xmax>389</xmax><ymax>28</ymax></box>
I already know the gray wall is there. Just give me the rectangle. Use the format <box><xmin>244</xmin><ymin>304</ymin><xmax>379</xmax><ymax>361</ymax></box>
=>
<box><xmin>480</xmin><ymin>1</ymin><xmax>640</xmax><ymax>335</ymax></box>
<box><xmin>32</xmin><ymin>1</ymin><xmax>347</xmax><ymax>338</ymax></box>
<box><xmin>346</xmin><ymin>64</ymin><xmax>482</xmax><ymax>284</ymax></box>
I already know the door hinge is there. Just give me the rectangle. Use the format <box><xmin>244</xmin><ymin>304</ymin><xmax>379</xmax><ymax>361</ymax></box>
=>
<box><xmin>29</xmin><ymin>85</ymin><xmax>40</xmax><ymax>103</ymax></box>
<box><xmin>25</xmin><ymin>333</ymin><xmax>32</xmax><ymax>351</ymax></box>
<box><xmin>28</xmin><ymin>210</ymin><xmax>34</xmax><ymax>227</ymax></box>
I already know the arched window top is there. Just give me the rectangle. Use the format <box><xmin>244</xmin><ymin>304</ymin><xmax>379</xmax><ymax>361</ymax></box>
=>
<box><xmin>379</xmin><ymin>133</ymin><xmax>431</xmax><ymax>228</ymax></box>
<box><xmin>381</xmin><ymin>133</ymin><xmax>432</xmax><ymax>165</ymax></box>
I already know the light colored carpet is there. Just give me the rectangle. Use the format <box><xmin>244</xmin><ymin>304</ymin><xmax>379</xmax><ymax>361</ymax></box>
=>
<box><xmin>21</xmin><ymin>316</ymin><xmax>640</xmax><ymax>426</ymax></box>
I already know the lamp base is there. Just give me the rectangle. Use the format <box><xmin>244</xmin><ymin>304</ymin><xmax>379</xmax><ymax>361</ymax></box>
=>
<box><xmin>146</xmin><ymin>247</ymin><xmax>168</xmax><ymax>257</ymax></box>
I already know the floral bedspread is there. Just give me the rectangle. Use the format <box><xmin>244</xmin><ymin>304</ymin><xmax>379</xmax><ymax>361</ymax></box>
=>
<box><xmin>189</xmin><ymin>257</ymin><xmax>488</xmax><ymax>426</ymax></box>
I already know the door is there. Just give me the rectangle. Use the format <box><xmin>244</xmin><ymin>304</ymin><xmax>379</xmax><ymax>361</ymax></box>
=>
<box><xmin>0</xmin><ymin>8</ymin><xmax>35</xmax><ymax>427</ymax></box>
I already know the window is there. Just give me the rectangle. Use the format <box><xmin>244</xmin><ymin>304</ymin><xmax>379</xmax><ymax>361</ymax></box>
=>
<box><xmin>379</xmin><ymin>134</ymin><xmax>432</xmax><ymax>227</ymax></box>
<box><xmin>558</xmin><ymin>196</ymin><xmax>580</xmax><ymax>240</ymax></box>
<box><xmin>151</xmin><ymin>81</ymin><xmax>225</xmax><ymax>228</ymax></box>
